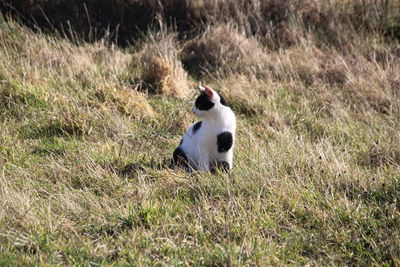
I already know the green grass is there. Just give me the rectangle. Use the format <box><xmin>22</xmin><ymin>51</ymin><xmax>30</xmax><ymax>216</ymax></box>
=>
<box><xmin>0</xmin><ymin>14</ymin><xmax>400</xmax><ymax>266</ymax></box>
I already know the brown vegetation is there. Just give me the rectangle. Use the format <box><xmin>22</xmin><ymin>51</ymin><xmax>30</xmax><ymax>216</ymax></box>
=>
<box><xmin>1</xmin><ymin>0</ymin><xmax>400</xmax><ymax>265</ymax></box>
<box><xmin>2</xmin><ymin>0</ymin><xmax>399</xmax><ymax>46</ymax></box>
<box><xmin>136</xmin><ymin>32</ymin><xmax>190</xmax><ymax>98</ymax></box>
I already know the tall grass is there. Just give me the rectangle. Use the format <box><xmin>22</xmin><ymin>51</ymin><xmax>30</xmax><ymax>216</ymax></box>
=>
<box><xmin>0</xmin><ymin>1</ymin><xmax>400</xmax><ymax>265</ymax></box>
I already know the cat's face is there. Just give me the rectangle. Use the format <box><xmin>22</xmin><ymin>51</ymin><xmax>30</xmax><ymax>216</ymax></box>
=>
<box><xmin>193</xmin><ymin>86</ymin><xmax>227</xmax><ymax>118</ymax></box>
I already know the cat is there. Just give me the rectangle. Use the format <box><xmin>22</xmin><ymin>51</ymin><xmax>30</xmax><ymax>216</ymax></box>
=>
<box><xmin>172</xmin><ymin>85</ymin><xmax>236</xmax><ymax>172</ymax></box>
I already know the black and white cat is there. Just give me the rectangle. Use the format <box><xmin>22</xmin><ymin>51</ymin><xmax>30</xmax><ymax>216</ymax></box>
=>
<box><xmin>172</xmin><ymin>86</ymin><xmax>236</xmax><ymax>172</ymax></box>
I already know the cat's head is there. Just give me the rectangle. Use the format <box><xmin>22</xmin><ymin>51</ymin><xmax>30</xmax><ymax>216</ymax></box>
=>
<box><xmin>193</xmin><ymin>85</ymin><xmax>227</xmax><ymax>118</ymax></box>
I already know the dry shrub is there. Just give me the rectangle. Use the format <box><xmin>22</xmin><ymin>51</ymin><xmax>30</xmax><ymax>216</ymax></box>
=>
<box><xmin>137</xmin><ymin>32</ymin><xmax>189</xmax><ymax>98</ymax></box>
<box><xmin>182</xmin><ymin>24</ymin><xmax>266</xmax><ymax>77</ymax></box>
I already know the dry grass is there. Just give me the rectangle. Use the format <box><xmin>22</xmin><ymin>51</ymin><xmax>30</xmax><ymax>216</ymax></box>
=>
<box><xmin>1</xmin><ymin>2</ymin><xmax>400</xmax><ymax>265</ymax></box>
<box><xmin>3</xmin><ymin>0</ymin><xmax>399</xmax><ymax>47</ymax></box>
<box><xmin>182</xmin><ymin>24</ymin><xmax>266</xmax><ymax>78</ymax></box>
<box><xmin>136</xmin><ymin>31</ymin><xmax>190</xmax><ymax>98</ymax></box>
<box><xmin>93</xmin><ymin>84</ymin><xmax>156</xmax><ymax>117</ymax></box>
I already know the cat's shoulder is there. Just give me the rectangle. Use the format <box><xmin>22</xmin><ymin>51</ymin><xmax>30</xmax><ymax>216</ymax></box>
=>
<box><xmin>185</xmin><ymin>120</ymin><xmax>203</xmax><ymax>136</ymax></box>
<box><xmin>192</xmin><ymin>121</ymin><xmax>202</xmax><ymax>134</ymax></box>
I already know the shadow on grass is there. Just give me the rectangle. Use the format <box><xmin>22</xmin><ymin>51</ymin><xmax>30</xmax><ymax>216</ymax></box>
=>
<box><xmin>0</xmin><ymin>87</ymin><xmax>47</xmax><ymax>119</ymax></box>
<box><xmin>340</xmin><ymin>178</ymin><xmax>399</xmax><ymax>209</ymax></box>
<box><xmin>19</xmin><ymin>120</ymin><xmax>88</xmax><ymax>139</ymax></box>
<box><xmin>116</xmin><ymin>158</ymin><xmax>169</xmax><ymax>178</ymax></box>
<box><xmin>31</xmin><ymin>138</ymin><xmax>68</xmax><ymax>156</ymax></box>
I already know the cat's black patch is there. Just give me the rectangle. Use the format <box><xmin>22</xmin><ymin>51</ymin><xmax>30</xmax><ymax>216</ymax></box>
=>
<box><xmin>192</xmin><ymin>121</ymin><xmax>202</xmax><ymax>134</ymax></box>
<box><xmin>172</xmin><ymin>146</ymin><xmax>189</xmax><ymax>168</ymax></box>
<box><xmin>217</xmin><ymin>132</ymin><xmax>233</xmax><ymax>152</ymax></box>
<box><xmin>195</xmin><ymin>94</ymin><xmax>214</xmax><ymax>111</ymax></box>
<box><xmin>219</xmin><ymin>94</ymin><xmax>228</xmax><ymax>107</ymax></box>
<box><xmin>210</xmin><ymin>161</ymin><xmax>230</xmax><ymax>173</ymax></box>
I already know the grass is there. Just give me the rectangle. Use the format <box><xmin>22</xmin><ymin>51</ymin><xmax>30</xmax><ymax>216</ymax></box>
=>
<box><xmin>1</xmin><ymin>1</ymin><xmax>400</xmax><ymax>265</ymax></box>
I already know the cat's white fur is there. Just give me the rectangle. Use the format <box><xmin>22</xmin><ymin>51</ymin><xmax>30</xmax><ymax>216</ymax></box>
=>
<box><xmin>180</xmin><ymin>86</ymin><xmax>236</xmax><ymax>171</ymax></box>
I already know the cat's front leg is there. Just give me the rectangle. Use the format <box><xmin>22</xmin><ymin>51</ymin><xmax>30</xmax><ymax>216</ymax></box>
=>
<box><xmin>172</xmin><ymin>146</ymin><xmax>190</xmax><ymax>171</ymax></box>
<box><xmin>211</xmin><ymin>149</ymin><xmax>233</xmax><ymax>173</ymax></box>
<box><xmin>196</xmin><ymin>151</ymin><xmax>210</xmax><ymax>171</ymax></box>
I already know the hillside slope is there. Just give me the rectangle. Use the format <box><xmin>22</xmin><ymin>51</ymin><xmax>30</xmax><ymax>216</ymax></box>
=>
<box><xmin>1</xmin><ymin>1</ymin><xmax>400</xmax><ymax>265</ymax></box>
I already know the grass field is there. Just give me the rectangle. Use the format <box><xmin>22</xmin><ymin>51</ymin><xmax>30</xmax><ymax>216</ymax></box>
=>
<box><xmin>0</xmin><ymin>0</ymin><xmax>400</xmax><ymax>265</ymax></box>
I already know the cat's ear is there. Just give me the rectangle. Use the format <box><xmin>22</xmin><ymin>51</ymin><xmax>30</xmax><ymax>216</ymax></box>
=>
<box><xmin>198</xmin><ymin>85</ymin><xmax>206</xmax><ymax>92</ymax></box>
<box><xmin>204</xmin><ymin>86</ymin><xmax>214</xmax><ymax>99</ymax></box>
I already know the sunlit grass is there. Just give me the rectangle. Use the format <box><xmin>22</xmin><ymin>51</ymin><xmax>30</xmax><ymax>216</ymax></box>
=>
<box><xmin>0</xmin><ymin>11</ymin><xmax>399</xmax><ymax>266</ymax></box>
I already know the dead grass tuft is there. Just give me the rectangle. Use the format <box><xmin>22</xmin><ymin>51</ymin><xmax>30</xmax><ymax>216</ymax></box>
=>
<box><xmin>182</xmin><ymin>24</ymin><xmax>266</xmax><ymax>77</ymax></box>
<box><xmin>94</xmin><ymin>85</ymin><xmax>155</xmax><ymax>118</ymax></box>
<box><xmin>137</xmin><ymin>32</ymin><xmax>190</xmax><ymax>98</ymax></box>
